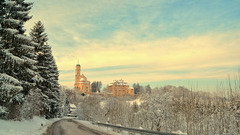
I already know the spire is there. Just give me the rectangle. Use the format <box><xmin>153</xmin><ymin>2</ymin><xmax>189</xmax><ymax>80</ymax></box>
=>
<box><xmin>77</xmin><ymin>59</ymin><xmax>80</xmax><ymax>66</ymax></box>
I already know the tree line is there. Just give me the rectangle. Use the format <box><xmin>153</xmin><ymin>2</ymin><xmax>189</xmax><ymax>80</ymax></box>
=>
<box><xmin>71</xmin><ymin>83</ymin><xmax>240</xmax><ymax>135</ymax></box>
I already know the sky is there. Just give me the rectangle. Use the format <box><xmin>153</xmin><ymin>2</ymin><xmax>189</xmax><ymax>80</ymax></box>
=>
<box><xmin>25</xmin><ymin>0</ymin><xmax>240</xmax><ymax>91</ymax></box>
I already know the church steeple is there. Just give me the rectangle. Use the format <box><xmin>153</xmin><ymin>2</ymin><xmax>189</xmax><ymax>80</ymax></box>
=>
<box><xmin>74</xmin><ymin>63</ymin><xmax>91</xmax><ymax>94</ymax></box>
<box><xmin>75</xmin><ymin>64</ymin><xmax>81</xmax><ymax>83</ymax></box>
<box><xmin>77</xmin><ymin>59</ymin><xmax>80</xmax><ymax>67</ymax></box>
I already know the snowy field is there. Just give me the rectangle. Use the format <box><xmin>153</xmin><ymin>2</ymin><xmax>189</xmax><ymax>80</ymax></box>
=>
<box><xmin>0</xmin><ymin>117</ymin><xmax>60</xmax><ymax>135</ymax></box>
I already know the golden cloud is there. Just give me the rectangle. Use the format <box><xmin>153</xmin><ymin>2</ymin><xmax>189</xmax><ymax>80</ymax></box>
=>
<box><xmin>57</xmin><ymin>30</ymin><xmax>240</xmax><ymax>88</ymax></box>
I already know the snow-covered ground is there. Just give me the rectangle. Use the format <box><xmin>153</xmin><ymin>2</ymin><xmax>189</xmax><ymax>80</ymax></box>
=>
<box><xmin>0</xmin><ymin>116</ymin><xmax>60</xmax><ymax>135</ymax></box>
<box><xmin>0</xmin><ymin>117</ymin><xmax>124</xmax><ymax>135</ymax></box>
<box><xmin>0</xmin><ymin>117</ymin><xmax>186</xmax><ymax>135</ymax></box>
<box><xmin>99</xmin><ymin>101</ymin><xmax>106</xmax><ymax>109</ymax></box>
<box><xmin>127</xmin><ymin>98</ymin><xmax>144</xmax><ymax>106</ymax></box>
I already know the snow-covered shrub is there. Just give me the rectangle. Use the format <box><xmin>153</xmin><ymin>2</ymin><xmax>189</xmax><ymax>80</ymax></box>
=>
<box><xmin>0</xmin><ymin>106</ymin><xmax>8</xmax><ymax>119</ymax></box>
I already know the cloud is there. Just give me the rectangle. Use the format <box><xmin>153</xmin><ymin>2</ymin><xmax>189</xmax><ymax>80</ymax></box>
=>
<box><xmin>56</xmin><ymin>30</ymin><xmax>240</xmax><ymax>87</ymax></box>
<box><xmin>24</xmin><ymin>0</ymin><xmax>240</xmax><ymax>88</ymax></box>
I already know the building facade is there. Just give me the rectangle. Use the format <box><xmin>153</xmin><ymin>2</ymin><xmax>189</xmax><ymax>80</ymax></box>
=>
<box><xmin>74</xmin><ymin>64</ymin><xmax>91</xmax><ymax>94</ymax></box>
<box><xmin>107</xmin><ymin>79</ymin><xmax>134</xmax><ymax>96</ymax></box>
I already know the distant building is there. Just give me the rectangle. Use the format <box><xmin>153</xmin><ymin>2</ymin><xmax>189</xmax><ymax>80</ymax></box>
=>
<box><xmin>107</xmin><ymin>79</ymin><xmax>134</xmax><ymax>96</ymax></box>
<box><xmin>74</xmin><ymin>64</ymin><xmax>91</xmax><ymax>94</ymax></box>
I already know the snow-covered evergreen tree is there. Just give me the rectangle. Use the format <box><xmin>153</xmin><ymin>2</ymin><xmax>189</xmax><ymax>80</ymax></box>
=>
<box><xmin>30</xmin><ymin>21</ymin><xmax>61</xmax><ymax>119</ymax></box>
<box><xmin>0</xmin><ymin>0</ymin><xmax>4</xmax><ymax>27</ymax></box>
<box><xmin>20</xmin><ymin>88</ymin><xmax>44</xmax><ymax>119</ymax></box>
<box><xmin>0</xmin><ymin>0</ymin><xmax>41</xmax><ymax>119</ymax></box>
<box><xmin>59</xmin><ymin>86</ymin><xmax>70</xmax><ymax>116</ymax></box>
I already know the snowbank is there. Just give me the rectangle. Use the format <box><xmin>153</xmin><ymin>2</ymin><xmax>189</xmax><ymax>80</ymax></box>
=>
<box><xmin>0</xmin><ymin>116</ymin><xmax>59</xmax><ymax>135</ymax></box>
<box><xmin>172</xmin><ymin>130</ymin><xmax>187</xmax><ymax>135</ymax></box>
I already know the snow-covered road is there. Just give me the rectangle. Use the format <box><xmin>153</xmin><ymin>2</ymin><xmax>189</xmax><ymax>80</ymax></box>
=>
<box><xmin>43</xmin><ymin>119</ymin><xmax>112</xmax><ymax>135</ymax></box>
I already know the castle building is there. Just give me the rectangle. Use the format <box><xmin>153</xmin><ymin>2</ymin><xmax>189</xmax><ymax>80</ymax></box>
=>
<box><xmin>74</xmin><ymin>64</ymin><xmax>91</xmax><ymax>94</ymax></box>
<box><xmin>107</xmin><ymin>79</ymin><xmax>134</xmax><ymax>96</ymax></box>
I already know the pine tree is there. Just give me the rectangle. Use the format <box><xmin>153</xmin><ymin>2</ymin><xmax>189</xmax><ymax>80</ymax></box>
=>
<box><xmin>0</xmin><ymin>0</ymin><xmax>40</xmax><ymax>119</ymax></box>
<box><xmin>133</xmin><ymin>83</ymin><xmax>140</xmax><ymax>94</ymax></box>
<box><xmin>30</xmin><ymin>21</ymin><xmax>61</xmax><ymax>119</ymax></box>
<box><xmin>0</xmin><ymin>0</ymin><xmax>4</xmax><ymax>27</ymax></box>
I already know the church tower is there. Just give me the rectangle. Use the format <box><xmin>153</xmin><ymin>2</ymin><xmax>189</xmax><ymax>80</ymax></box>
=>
<box><xmin>75</xmin><ymin>64</ymin><xmax>81</xmax><ymax>84</ymax></box>
<box><xmin>74</xmin><ymin>63</ymin><xmax>91</xmax><ymax>94</ymax></box>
